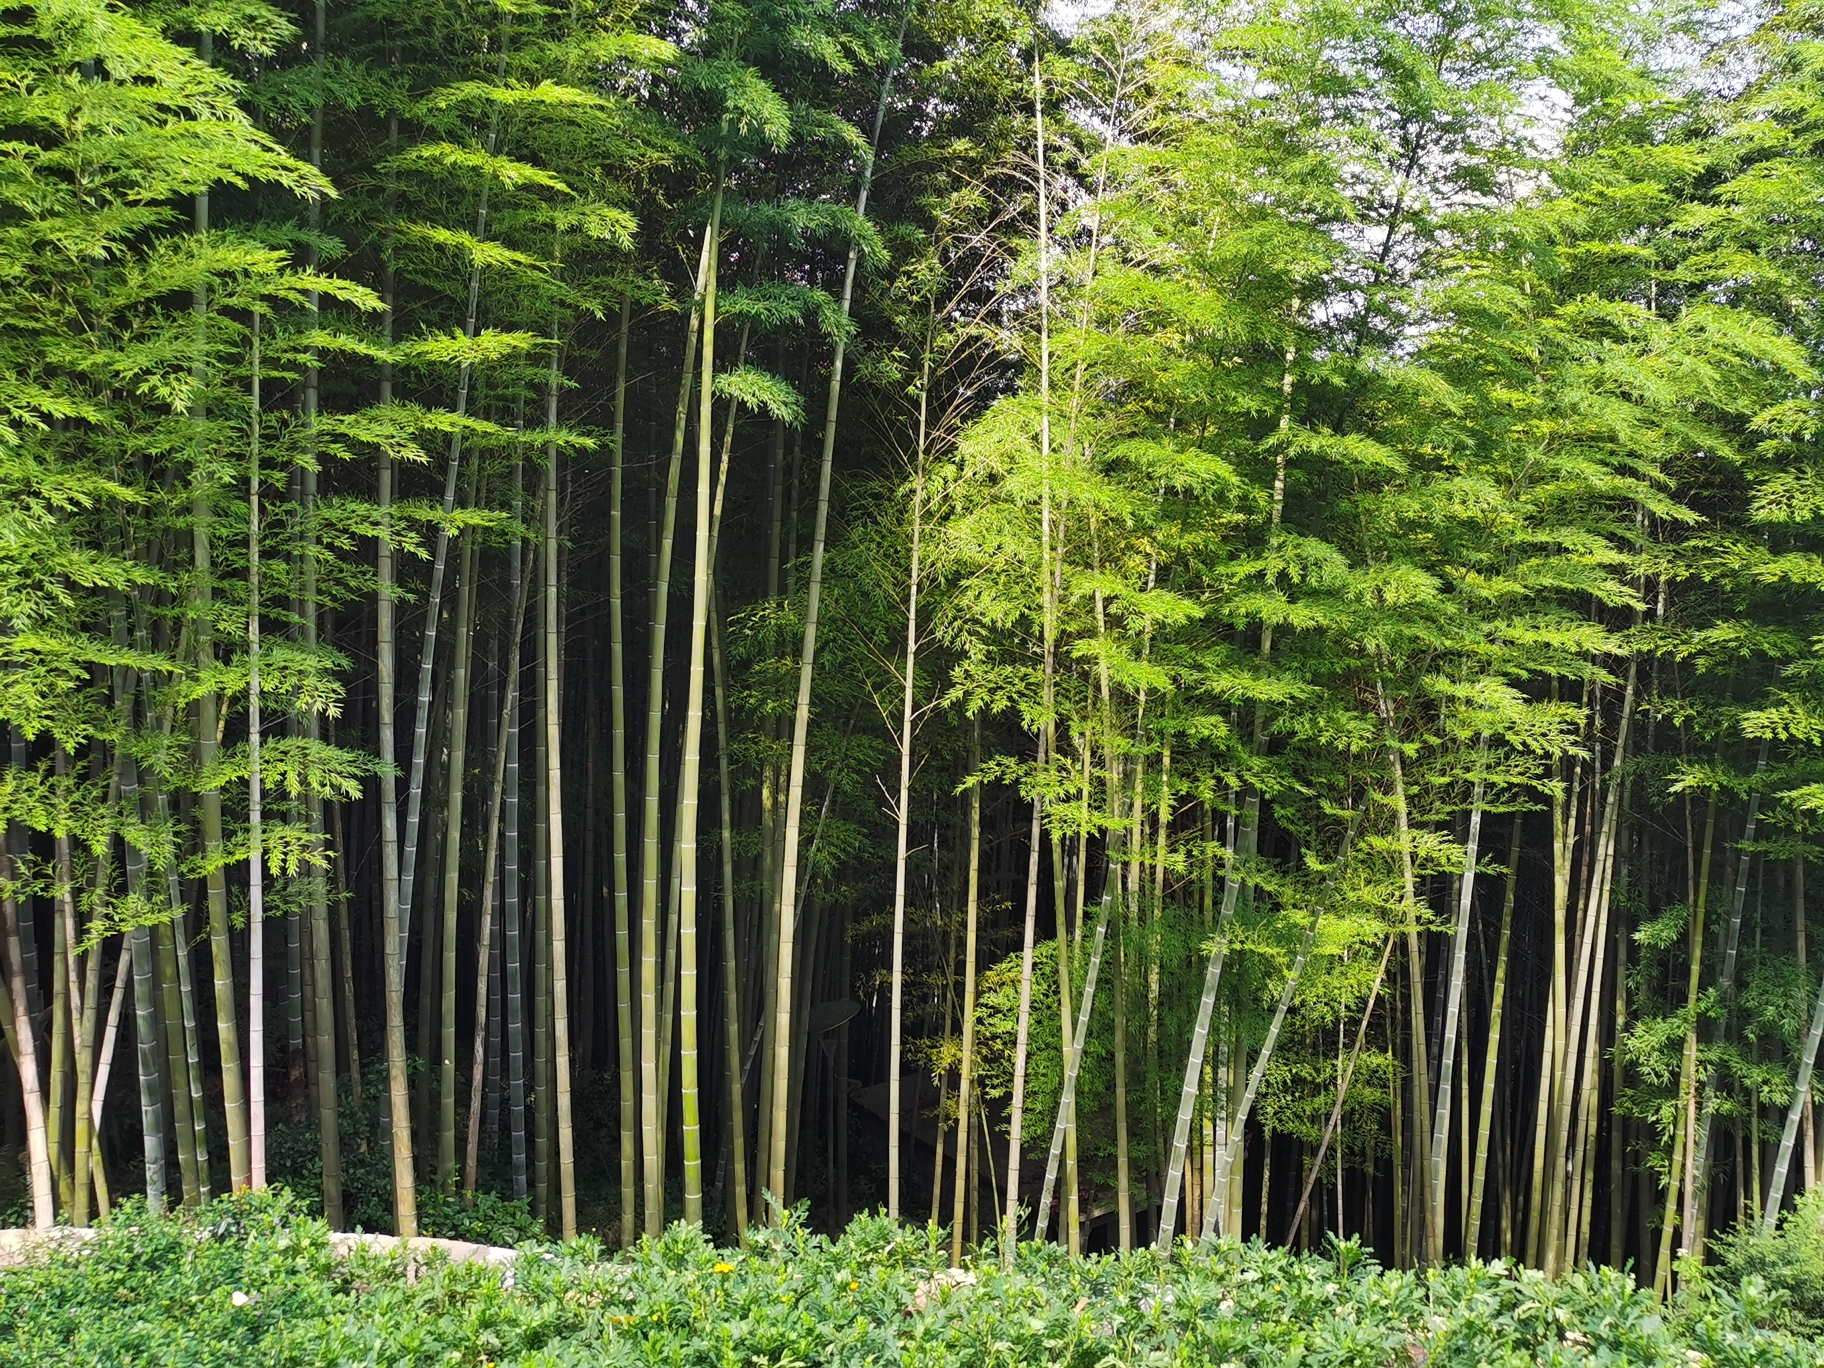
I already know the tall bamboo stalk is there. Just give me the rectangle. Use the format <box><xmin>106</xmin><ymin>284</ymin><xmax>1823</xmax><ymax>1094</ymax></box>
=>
<box><xmin>187</xmin><ymin>38</ymin><xmax>250</xmax><ymax>1195</ymax></box>
<box><xmin>885</xmin><ymin>431</ymin><xmax>928</xmax><ymax>1222</ymax></box>
<box><xmin>437</xmin><ymin>534</ymin><xmax>478</xmax><ymax>1180</ymax></box>
<box><xmin>1427</xmin><ymin>743</ymin><xmax>1487</xmax><ymax>1262</ymax></box>
<box><xmin>246</xmin><ymin>313</ymin><xmax>267</xmax><ymax>1190</ymax></box>
<box><xmin>1207</xmin><ymin>815</ymin><xmax>1361</xmax><ymax>1238</ymax></box>
<box><xmin>674</xmin><ymin>178</ymin><xmax>725</xmax><ymax>1228</ymax></box>
<box><xmin>640</xmin><ymin>195</ymin><xmax>716</xmax><ymax>1233</ymax></box>
<box><xmin>1686</xmin><ymin>741</ymin><xmax>1769</xmax><ymax>1260</ymax></box>
<box><xmin>608</xmin><ymin>298</ymin><xmax>637</xmax><ymax>1246</ymax></box>
<box><xmin>1002</xmin><ymin>794</ymin><xmax>1044</xmax><ymax>1263</ymax></box>
<box><xmin>504</xmin><ymin>462</ymin><xmax>528</xmax><ymax>1202</ymax></box>
<box><xmin>330</xmin><ymin>797</ymin><xmax>360</xmax><ymax>1112</ymax></box>
<box><xmin>1656</xmin><ymin>783</ymin><xmax>1718</xmax><ymax>1297</ymax></box>
<box><xmin>463</xmin><ymin>559</ymin><xmax>532</xmax><ymax>1194</ymax></box>
<box><xmin>2</xmin><ymin>854</ymin><xmax>51</xmax><ymax>1227</ymax></box>
<box><xmin>709</xmin><ymin>584</ymin><xmax>748</xmax><ymax>1242</ymax></box>
<box><xmin>1156</xmin><ymin>781</ymin><xmax>1261</xmax><ymax>1248</ymax></box>
<box><xmin>949</xmin><ymin>719</ymin><xmax>983</xmax><ymax>1266</ymax></box>
<box><xmin>1035</xmin><ymin>890</ymin><xmax>1111</xmax><ymax>1237</ymax></box>
<box><xmin>396</xmin><ymin>78</ymin><xmax>506</xmax><ymax>972</ymax></box>
<box><xmin>1289</xmin><ymin>932</ymin><xmax>1397</xmax><ymax>1236</ymax></box>
<box><xmin>767</xmin><ymin>43</ymin><xmax>902</xmax><ymax>1213</ymax></box>
<box><xmin>1466</xmin><ymin>817</ymin><xmax>1522</xmax><ymax>1255</ymax></box>
<box><xmin>543</xmin><ymin>336</ymin><xmax>579</xmax><ymax>1238</ymax></box>
<box><xmin>1767</xmin><ymin>872</ymin><xmax>1824</xmax><ymax>1226</ymax></box>
<box><xmin>375</xmin><ymin>222</ymin><xmax>417</xmax><ymax>1234</ymax></box>
<box><xmin>111</xmin><ymin>631</ymin><xmax>167</xmax><ymax>1212</ymax></box>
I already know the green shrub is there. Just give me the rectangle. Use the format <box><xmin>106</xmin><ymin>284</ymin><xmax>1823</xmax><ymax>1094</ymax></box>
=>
<box><xmin>416</xmin><ymin>1188</ymin><xmax>546</xmax><ymax>1247</ymax></box>
<box><xmin>2</xmin><ymin>1189</ymin><xmax>1819</xmax><ymax>1367</ymax></box>
<box><xmin>1708</xmin><ymin>1187</ymin><xmax>1824</xmax><ymax>1337</ymax></box>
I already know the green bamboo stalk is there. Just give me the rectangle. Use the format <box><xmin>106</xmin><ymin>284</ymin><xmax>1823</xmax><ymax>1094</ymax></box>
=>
<box><xmin>768</xmin><ymin>42</ymin><xmax>901</xmax><ymax>1213</ymax></box>
<box><xmin>1686</xmin><ymin>741</ymin><xmax>1769</xmax><ymax>1258</ymax></box>
<box><xmin>1656</xmin><ymin>781</ymin><xmax>1719</xmax><ymax>1296</ymax></box>
<box><xmin>949</xmin><ymin>719</ymin><xmax>983</xmax><ymax>1267</ymax></box>
<box><xmin>504</xmin><ymin>460</ymin><xmax>528</xmax><ymax>1202</ymax></box>
<box><xmin>438</xmin><ymin>533</ymin><xmax>478</xmax><ymax>1182</ymax></box>
<box><xmin>299</xmin><ymin>0</ymin><xmax>340</xmax><ymax>1221</ymax></box>
<box><xmin>302</xmin><ymin>527</ymin><xmax>341</xmax><ymax>1216</ymax></box>
<box><xmin>375</xmin><ymin>195</ymin><xmax>418</xmax><ymax>1233</ymax></box>
<box><xmin>532</xmin><ymin>573</ymin><xmax>551</xmax><ymax>1221</ymax></box>
<box><xmin>1547</xmin><ymin>666</ymin><xmax>1638</xmax><ymax>1272</ymax></box>
<box><xmin>641</xmin><ymin>197</ymin><xmax>715</xmax><ymax>1235</ymax></box>
<box><xmin>1035</xmin><ymin>895</ymin><xmax>1110</xmax><ymax>1238</ymax></box>
<box><xmin>608</xmin><ymin>297</ymin><xmax>637</xmax><ymax>1247</ymax></box>
<box><xmin>702</xmin><ymin>371</ymin><xmax>748</xmax><ymax>1240</ymax></box>
<box><xmin>187</xmin><ymin>33</ymin><xmax>250</xmax><ymax>1196</ymax></box>
<box><xmin>164</xmin><ymin>854</ymin><xmax>213</xmax><ymax>1202</ymax></box>
<box><xmin>111</xmin><ymin>628</ymin><xmax>166</xmax><ymax>1212</ymax></box>
<box><xmin>152</xmin><ymin>916</ymin><xmax>199</xmax><ymax>1205</ymax></box>
<box><xmin>1428</xmin><ymin>743</ymin><xmax>1487</xmax><ymax>1263</ymax></box>
<box><xmin>376</xmin><ymin>567</ymin><xmax>419</xmax><ymax>1228</ymax></box>
<box><xmin>1001</xmin><ymin>794</ymin><xmax>1044</xmax><ymax>1263</ymax></box>
<box><xmin>397</xmin><ymin>77</ymin><xmax>506</xmax><ymax>973</ymax></box>
<box><xmin>885</xmin><ymin>432</ymin><xmax>927</xmax><ymax>1222</ymax></box>
<box><xmin>709</xmin><ymin>584</ymin><xmax>748</xmax><ymax>1242</ymax></box>
<box><xmin>543</xmin><ymin>326</ymin><xmax>579</xmax><ymax>1239</ymax></box>
<box><xmin>1206</xmin><ymin>814</ymin><xmax>1361</xmax><ymax>1239</ymax></box>
<box><xmin>87</xmin><ymin>946</ymin><xmax>129</xmax><ymax>1135</ymax></box>
<box><xmin>1766</xmin><ymin>904</ymin><xmax>1824</xmax><ymax>1228</ymax></box>
<box><xmin>1289</xmin><ymin>931</ymin><xmax>1397</xmax><ymax>1237</ymax></box>
<box><xmin>55</xmin><ymin>784</ymin><xmax>95</xmax><ymax>1225</ymax></box>
<box><xmin>191</xmin><ymin>509</ymin><xmax>251</xmax><ymax>1192</ymax></box>
<box><xmin>247</xmin><ymin>314</ymin><xmax>267</xmax><ymax>1189</ymax></box>
<box><xmin>128</xmin><ymin>616</ymin><xmax>204</xmax><ymax>1207</ymax></box>
<box><xmin>1466</xmin><ymin>816</ymin><xmax>1522</xmax><ymax>1256</ymax></box>
<box><xmin>47</xmin><ymin>833</ymin><xmax>68</xmax><ymax>1212</ymax></box>
<box><xmin>331</xmin><ymin>792</ymin><xmax>360</xmax><ymax>1110</ymax></box>
<box><xmin>463</xmin><ymin>557</ymin><xmax>532</xmax><ymax>1195</ymax></box>
<box><xmin>2</xmin><ymin>855</ymin><xmax>52</xmax><ymax>1227</ymax></box>
<box><xmin>1155</xmin><ymin>780</ymin><xmax>1260</xmax><ymax>1250</ymax></box>
<box><xmin>674</xmin><ymin>177</ymin><xmax>724</xmax><ymax>1227</ymax></box>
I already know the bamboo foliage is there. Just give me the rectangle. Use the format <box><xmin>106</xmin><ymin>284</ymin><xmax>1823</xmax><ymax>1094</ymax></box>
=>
<box><xmin>9</xmin><ymin>0</ymin><xmax>1824</xmax><ymax>1297</ymax></box>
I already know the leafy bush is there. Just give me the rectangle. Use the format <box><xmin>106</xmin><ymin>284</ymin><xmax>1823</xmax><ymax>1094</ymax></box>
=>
<box><xmin>1</xmin><ymin>1189</ymin><xmax>1819</xmax><ymax>1367</ymax></box>
<box><xmin>1707</xmin><ymin>1188</ymin><xmax>1824</xmax><ymax>1337</ymax></box>
<box><xmin>416</xmin><ymin>1188</ymin><xmax>546</xmax><ymax>1247</ymax></box>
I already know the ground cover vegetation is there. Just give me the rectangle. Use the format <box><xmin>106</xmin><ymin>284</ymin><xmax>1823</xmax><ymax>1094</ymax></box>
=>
<box><xmin>3</xmin><ymin>1189</ymin><xmax>1821</xmax><ymax>1366</ymax></box>
<box><xmin>10</xmin><ymin>0</ymin><xmax>1824</xmax><ymax>1331</ymax></box>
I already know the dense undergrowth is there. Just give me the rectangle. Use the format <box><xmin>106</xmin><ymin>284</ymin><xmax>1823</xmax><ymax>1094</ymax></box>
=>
<box><xmin>1</xmin><ymin>1189</ymin><xmax>1819</xmax><ymax>1367</ymax></box>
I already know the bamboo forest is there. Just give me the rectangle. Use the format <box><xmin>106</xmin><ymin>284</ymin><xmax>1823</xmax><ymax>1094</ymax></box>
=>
<box><xmin>19</xmin><ymin>0</ymin><xmax>1824</xmax><ymax>1328</ymax></box>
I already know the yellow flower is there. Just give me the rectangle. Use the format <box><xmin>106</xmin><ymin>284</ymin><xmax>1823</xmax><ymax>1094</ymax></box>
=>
<box><xmin>714</xmin><ymin>1262</ymin><xmax>736</xmax><ymax>1273</ymax></box>
<box><xmin>849</xmin><ymin>1281</ymin><xmax>859</xmax><ymax>1291</ymax></box>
